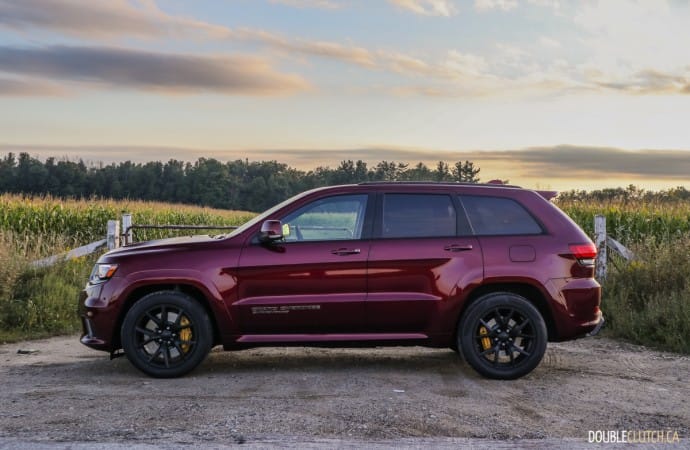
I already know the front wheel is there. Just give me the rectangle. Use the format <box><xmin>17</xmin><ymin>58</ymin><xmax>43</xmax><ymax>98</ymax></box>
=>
<box><xmin>458</xmin><ymin>292</ymin><xmax>547</xmax><ymax>380</ymax></box>
<box><xmin>121</xmin><ymin>291</ymin><xmax>213</xmax><ymax>378</ymax></box>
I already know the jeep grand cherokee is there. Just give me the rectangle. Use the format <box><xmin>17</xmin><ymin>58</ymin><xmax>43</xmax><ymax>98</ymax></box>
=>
<box><xmin>80</xmin><ymin>182</ymin><xmax>603</xmax><ymax>379</ymax></box>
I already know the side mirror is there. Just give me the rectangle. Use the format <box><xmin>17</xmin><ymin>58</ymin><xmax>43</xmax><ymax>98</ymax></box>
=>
<box><xmin>259</xmin><ymin>220</ymin><xmax>283</xmax><ymax>243</ymax></box>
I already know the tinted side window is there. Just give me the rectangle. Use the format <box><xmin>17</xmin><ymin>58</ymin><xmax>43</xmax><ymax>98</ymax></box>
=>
<box><xmin>382</xmin><ymin>194</ymin><xmax>456</xmax><ymax>238</ymax></box>
<box><xmin>281</xmin><ymin>194</ymin><xmax>368</xmax><ymax>241</ymax></box>
<box><xmin>460</xmin><ymin>195</ymin><xmax>543</xmax><ymax>236</ymax></box>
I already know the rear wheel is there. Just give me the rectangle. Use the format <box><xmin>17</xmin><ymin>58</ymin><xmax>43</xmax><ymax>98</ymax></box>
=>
<box><xmin>121</xmin><ymin>291</ymin><xmax>212</xmax><ymax>378</ymax></box>
<box><xmin>458</xmin><ymin>292</ymin><xmax>547</xmax><ymax>380</ymax></box>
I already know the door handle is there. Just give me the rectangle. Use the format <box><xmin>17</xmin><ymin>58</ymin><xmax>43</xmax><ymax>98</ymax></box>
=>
<box><xmin>331</xmin><ymin>248</ymin><xmax>361</xmax><ymax>256</ymax></box>
<box><xmin>444</xmin><ymin>244</ymin><xmax>473</xmax><ymax>252</ymax></box>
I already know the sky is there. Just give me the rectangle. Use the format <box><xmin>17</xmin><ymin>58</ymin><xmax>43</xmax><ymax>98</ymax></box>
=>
<box><xmin>1</xmin><ymin>0</ymin><xmax>690</xmax><ymax>191</ymax></box>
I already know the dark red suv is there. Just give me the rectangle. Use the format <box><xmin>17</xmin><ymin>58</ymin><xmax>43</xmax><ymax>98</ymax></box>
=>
<box><xmin>80</xmin><ymin>182</ymin><xmax>603</xmax><ymax>379</ymax></box>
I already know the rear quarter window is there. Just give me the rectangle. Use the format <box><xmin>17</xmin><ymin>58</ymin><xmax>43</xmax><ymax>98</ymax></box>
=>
<box><xmin>460</xmin><ymin>195</ymin><xmax>543</xmax><ymax>236</ymax></box>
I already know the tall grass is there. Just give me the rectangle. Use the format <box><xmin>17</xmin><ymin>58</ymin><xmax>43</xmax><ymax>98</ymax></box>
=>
<box><xmin>600</xmin><ymin>237</ymin><xmax>690</xmax><ymax>353</ymax></box>
<box><xmin>0</xmin><ymin>231</ymin><xmax>95</xmax><ymax>343</ymax></box>
<box><xmin>0</xmin><ymin>195</ymin><xmax>255</xmax><ymax>343</ymax></box>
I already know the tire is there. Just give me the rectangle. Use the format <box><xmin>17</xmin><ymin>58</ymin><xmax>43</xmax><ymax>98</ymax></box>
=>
<box><xmin>121</xmin><ymin>291</ymin><xmax>213</xmax><ymax>378</ymax></box>
<box><xmin>458</xmin><ymin>292</ymin><xmax>547</xmax><ymax>380</ymax></box>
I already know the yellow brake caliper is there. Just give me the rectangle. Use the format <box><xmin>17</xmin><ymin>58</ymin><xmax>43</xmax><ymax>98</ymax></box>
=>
<box><xmin>479</xmin><ymin>326</ymin><xmax>491</xmax><ymax>351</ymax></box>
<box><xmin>179</xmin><ymin>316</ymin><xmax>192</xmax><ymax>354</ymax></box>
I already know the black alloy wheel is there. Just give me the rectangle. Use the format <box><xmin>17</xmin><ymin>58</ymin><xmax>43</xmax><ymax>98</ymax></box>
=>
<box><xmin>121</xmin><ymin>291</ymin><xmax>212</xmax><ymax>378</ymax></box>
<box><xmin>458</xmin><ymin>292</ymin><xmax>547</xmax><ymax>380</ymax></box>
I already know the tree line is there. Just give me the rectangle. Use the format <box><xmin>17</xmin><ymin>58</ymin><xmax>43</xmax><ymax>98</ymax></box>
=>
<box><xmin>0</xmin><ymin>152</ymin><xmax>481</xmax><ymax>212</ymax></box>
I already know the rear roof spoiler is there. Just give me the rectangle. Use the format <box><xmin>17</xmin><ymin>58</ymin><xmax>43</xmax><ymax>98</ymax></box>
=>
<box><xmin>487</xmin><ymin>180</ymin><xmax>558</xmax><ymax>201</ymax></box>
<box><xmin>536</xmin><ymin>190</ymin><xmax>558</xmax><ymax>201</ymax></box>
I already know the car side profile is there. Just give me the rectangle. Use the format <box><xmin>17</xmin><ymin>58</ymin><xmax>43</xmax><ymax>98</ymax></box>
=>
<box><xmin>79</xmin><ymin>182</ymin><xmax>603</xmax><ymax>380</ymax></box>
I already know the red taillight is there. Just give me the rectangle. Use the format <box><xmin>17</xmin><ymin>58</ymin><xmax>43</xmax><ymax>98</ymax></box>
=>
<box><xmin>568</xmin><ymin>243</ymin><xmax>597</xmax><ymax>267</ymax></box>
<box><xmin>569</xmin><ymin>243</ymin><xmax>597</xmax><ymax>259</ymax></box>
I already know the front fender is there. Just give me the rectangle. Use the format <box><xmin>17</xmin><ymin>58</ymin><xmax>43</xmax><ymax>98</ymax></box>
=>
<box><xmin>111</xmin><ymin>269</ymin><xmax>237</xmax><ymax>344</ymax></box>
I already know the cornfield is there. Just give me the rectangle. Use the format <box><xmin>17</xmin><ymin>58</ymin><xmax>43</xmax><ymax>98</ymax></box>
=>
<box><xmin>556</xmin><ymin>198</ymin><xmax>690</xmax><ymax>244</ymax></box>
<box><xmin>0</xmin><ymin>194</ymin><xmax>256</xmax><ymax>250</ymax></box>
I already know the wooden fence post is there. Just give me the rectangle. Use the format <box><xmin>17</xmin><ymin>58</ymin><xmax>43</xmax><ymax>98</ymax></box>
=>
<box><xmin>122</xmin><ymin>213</ymin><xmax>133</xmax><ymax>246</ymax></box>
<box><xmin>594</xmin><ymin>215</ymin><xmax>607</xmax><ymax>280</ymax></box>
<box><xmin>107</xmin><ymin>220</ymin><xmax>120</xmax><ymax>250</ymax></box>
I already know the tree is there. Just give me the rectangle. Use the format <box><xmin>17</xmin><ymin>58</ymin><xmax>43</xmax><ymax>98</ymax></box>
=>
<box><xmin>402</xmin><ymin>162</ymin><xmax>432</xmax><ymax>181</ymax></box>
<box><xmin>435</xmin><ymin>161</ymin><xmax>451</xmax><ymax>181</ymax></box>
<box><xmin>0</xmin><ymin>152</ymin><xmax>16</xmax><ymax>192</ymax></box>
<box><xmin>372</xmin><ymin>161</ymin><xmax>408</xmax><ymax>181</ymax></box>
<box><xmin>452</xmin><ymin>160</ymin><xmax>480</xmax><ymax>183</ymax></box>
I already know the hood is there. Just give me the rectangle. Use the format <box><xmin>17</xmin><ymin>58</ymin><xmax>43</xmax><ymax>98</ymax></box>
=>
<box><xmin>106</xmin><ymin>234</ymin><xmax>219</xmax><ymax>256</ymax></box>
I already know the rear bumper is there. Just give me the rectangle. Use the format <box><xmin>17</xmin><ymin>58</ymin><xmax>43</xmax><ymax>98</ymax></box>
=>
<box><xmin>545</xmin><ymin>277</ymin><xmax>603</xmax><ymax>341</ymax></box>
<box><xmin>586</xmin><ymin>315</ymin><xmax>605</xmax><ymax>337</ymax></box>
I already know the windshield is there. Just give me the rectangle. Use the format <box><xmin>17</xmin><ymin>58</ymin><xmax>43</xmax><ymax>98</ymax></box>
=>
<box><xmin>223</xmin><ymin>188</ymin><xmax>320</xmax><ymax>239</ymax></box>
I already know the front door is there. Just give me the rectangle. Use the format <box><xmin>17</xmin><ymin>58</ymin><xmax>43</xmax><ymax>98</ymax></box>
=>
<box><xmin>235</xmin><ymin>194</ymin><xmax>371</xmax><ymax>334</ymax></box>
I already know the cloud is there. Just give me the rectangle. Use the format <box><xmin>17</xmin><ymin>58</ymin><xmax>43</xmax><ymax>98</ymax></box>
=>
<box><xmin>501</xmin><ymin>145</ymin><xmax>690</xmax><ymax>179</ymax></box>
<box><xmin>0</xmin><ymin>45</ymin><xmax>309</xmax><ymax>95</ymax></box>
<box><xmin>269</xmin><ymin>0</ymin><xmax>342</xmax><ymax>9</ymax></box>
<box><xmin>2</xmin><ymin>0</ymin><xmax>687</xmax><ymax>101</ymax></box>
<box><xmin>587</xmin><ymin>68</ymin><xmax>690</xmax><ymax>96</ymax></box>
<box><xmin>233</xmin><ymin>28</ymin><xmax>375</xmax><ymax>67</ymax></box>
<box><xmin>474</xmin><ymin>0</ymin><xmax>517</xmax><ymax>12</ymax></box>
<box><xmin>573</xmin><ymin>0</ymin><xmax>690</xmax><ymax>75</ymax></box>
<box><xmin>0</xmin><ymin>77</ymin><xmax>67</xmax><ymax>96</ymax></box>
<box><xmin>381</xmin><ymin>49</ymin><xmax>491</xmax><ymax>80</ymax></box>
<box><xmin>387</xmin><ymin>0</ymin><xmax>458</xmax><ymax>17</ymax></box>
<box><xmin>0</xmin><ymin>0</ymin><xmax>228</xmax><ymax>39</ymax></box>
<box><xmin>0</xmin><ymin>0</ymin><xmax>375</xmax><ymax>69</ymax></box>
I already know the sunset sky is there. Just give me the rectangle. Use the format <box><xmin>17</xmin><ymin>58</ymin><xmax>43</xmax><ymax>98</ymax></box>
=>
<box><xmin>1</xmin><ymin>0</ymin><xmax>689</xmax><ymax>190</ymax></box>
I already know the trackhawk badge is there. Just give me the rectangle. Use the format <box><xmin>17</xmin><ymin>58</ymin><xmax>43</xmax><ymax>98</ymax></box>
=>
<box><xmin>251</xmin><ymin>305</ymin><xmax>321</xmax><ymax>315</ymax></box>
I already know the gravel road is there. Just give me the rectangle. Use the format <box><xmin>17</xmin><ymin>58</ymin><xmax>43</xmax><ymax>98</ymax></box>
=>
<box><xmin>1</xmin><ymin>335</ymin><xmax>688</xmax><ymax>448</ymax></box>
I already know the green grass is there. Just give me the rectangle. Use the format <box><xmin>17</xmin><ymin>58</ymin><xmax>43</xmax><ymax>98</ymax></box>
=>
<box><xmin>597</xmin><ymin>237</ymin><xmax>690</xmax><ymax>354</ymax></box>
<box><xmin>0</xmin><ymin>231</ymin><xmax>96</xmax><ymax>343</ymax></box>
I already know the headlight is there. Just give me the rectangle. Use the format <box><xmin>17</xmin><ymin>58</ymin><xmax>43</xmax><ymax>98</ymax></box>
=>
<box><xmin>89</xmin><ymin>263</ymin><xmax>118</xmax><ymax>284</ymax></box>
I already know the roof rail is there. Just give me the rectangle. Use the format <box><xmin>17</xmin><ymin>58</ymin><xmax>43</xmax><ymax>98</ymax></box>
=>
<box><xmin>357</xmin><ymin>181</ymin><xmax>522</xmax><ymax>188</ymax></box>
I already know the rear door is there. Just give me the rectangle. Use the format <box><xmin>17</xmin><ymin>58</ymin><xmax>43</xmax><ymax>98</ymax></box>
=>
<box><xmin>235</xmin><ymin>194</ymin><xmax>372</xmax><ymax>334</ymax></box>
<box><xmin>366</xmin><ymin>191</ymin><xmax>483</xmax><ymax>333</ymax></box>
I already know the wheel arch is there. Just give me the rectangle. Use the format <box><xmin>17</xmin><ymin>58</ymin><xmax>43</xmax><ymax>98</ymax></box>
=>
<box><xmin>456</xmin><ymin>282</ymin><xmax>558</xmax><ymax>342</ymax></box>
<box><xmin>113</xmin><ymin>283</ymin><xmax>222</xmax><ymax>349</ymax></box>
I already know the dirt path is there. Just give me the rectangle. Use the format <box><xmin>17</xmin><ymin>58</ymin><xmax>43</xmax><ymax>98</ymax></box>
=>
<box><xmin>1</xmin><ymin>336</ymin><xmax>688</xmax><ymax>448</ymax></box>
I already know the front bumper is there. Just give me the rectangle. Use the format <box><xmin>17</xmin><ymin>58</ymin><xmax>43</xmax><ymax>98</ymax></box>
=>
<box><xmin>78</xmin><ymin>281</ymin><xmax>120</xmax><ymax>352</ymax></box>
<box><xmin>80</xmin><ymin>316</ymin><xmax>108</xmax><ymax>347</ymax></box>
